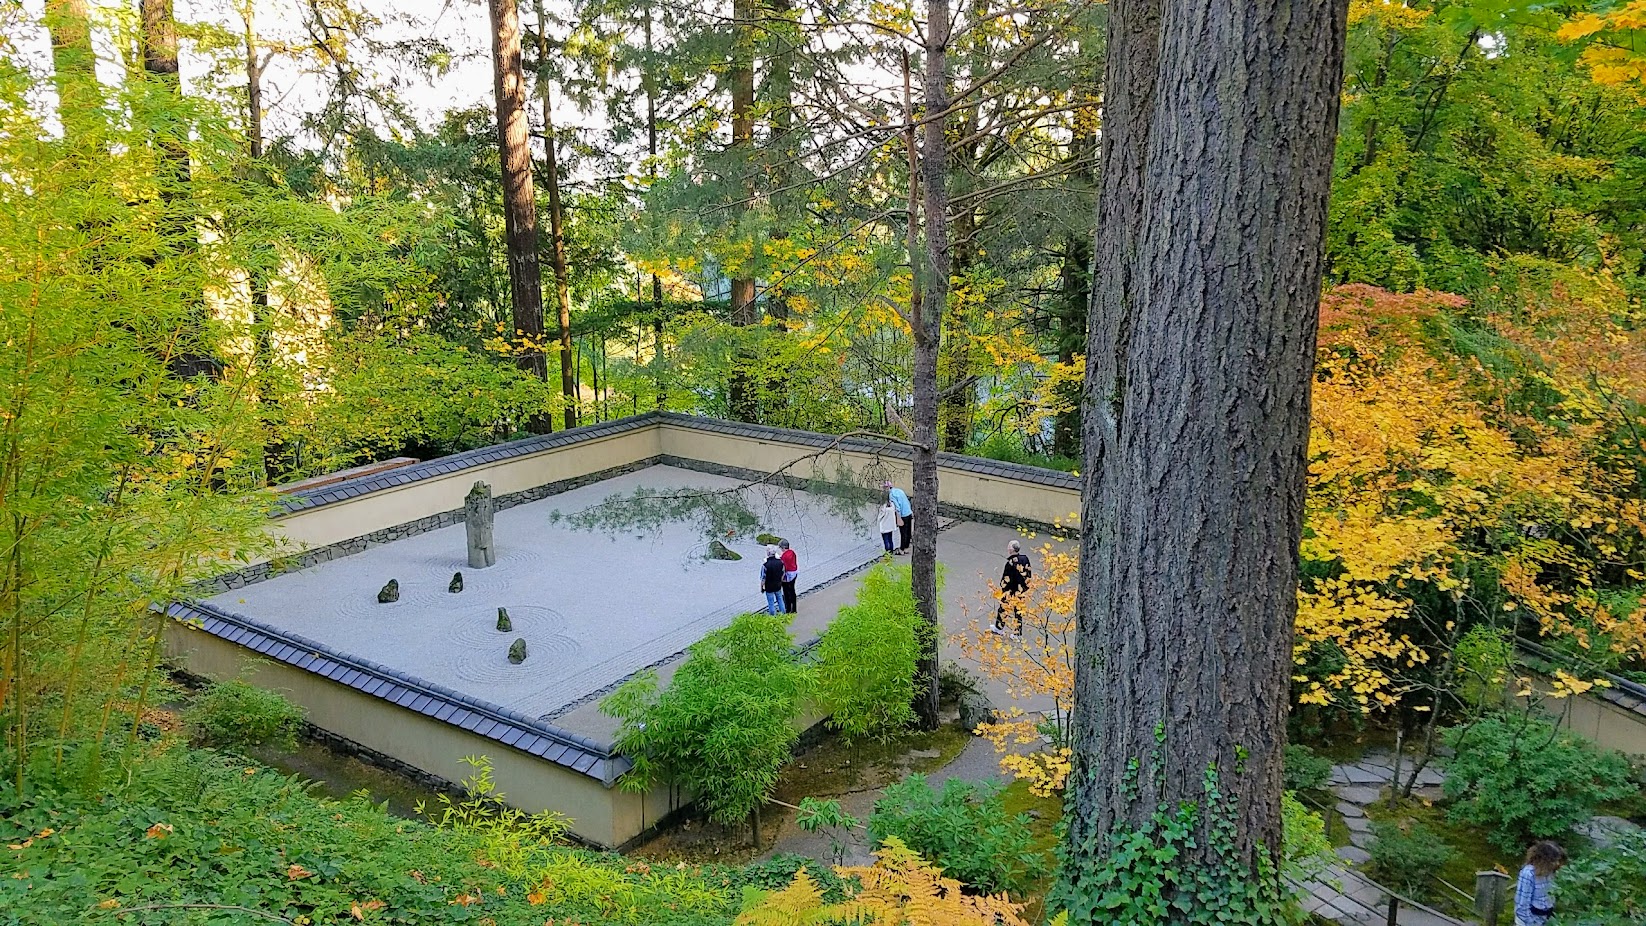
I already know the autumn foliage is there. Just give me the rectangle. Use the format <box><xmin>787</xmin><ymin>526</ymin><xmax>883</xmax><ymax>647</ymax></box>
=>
<box><xmin>967</xmin><ymin>280</ymin><xmax>1646</xmax><ymax>791</ymax></box>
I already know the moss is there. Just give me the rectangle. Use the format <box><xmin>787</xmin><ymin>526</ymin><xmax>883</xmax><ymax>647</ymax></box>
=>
<box><xmin>998</xmin><ymin>779</ymin><xmax>1062</xmax><ymax>923</ymax></box>
<box><xmin>1364</xmin><ymin>797</ymin><xmax>1515</xmax><ymax>917</ymax></box>
<box><xmin>757</xmin><ymin>533</ymin><xmax>785</xmax><ymax>546</ymax></box>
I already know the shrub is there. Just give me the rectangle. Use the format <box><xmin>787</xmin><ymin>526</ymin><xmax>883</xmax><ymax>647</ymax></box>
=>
<box><xmin>743</xmin><ymin>835</ymin><xmax>1027</xmax><ymax>921</ymax></box>
<box><xmin>815</xmin><ymin>563</ymin><xmax>925</xmax><ymax>740</ymax></box>
<box><xmin>1441</xmin><ymin>712</ymin><xmax>1634</xmax><ymax>851</ymax></box>
<box><xmin>1559</xmin><ymin>827</ymin><xmax>1646</xmax><ymax>925</ymax></box>
<box><xmin>183</xmin><ymin>680</ymin><xmax>305</xmax><ymax>751</ymax></box>
<box><xmin>866</xmin><ymin>772</ymin><xmax>1044</xmax><ymax>895</ymax></box>
<box><xmin>602</xmin><ymin>612</ymin><xmax>813</xmax><ymax>826</ymax></box>
<box><xmin>1282</xmin><ymin>791</ymin><xmax>1335</xmax><ymax>881</ymax></box>
<box><xmin>1368</xmin><ymin>820</ymin><xmax>1455</xmax><ymax>893</ymax></box>
<box><xmin>1283</xmin><ymin>743</ymin><xmax>1333</xmax><ymax>791</ymax></box>
<box><xmin>737</xmin><ymin>837</ymin><xmax>1031</xmax><ymax>925</ymax></box>
<box><xmin>0</xmin><ymin>743</ymin><xmax>754</xmax><ymax>926</ymax></box>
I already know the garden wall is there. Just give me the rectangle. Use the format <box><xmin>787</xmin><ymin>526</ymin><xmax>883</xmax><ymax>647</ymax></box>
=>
<box><xmin>163</xmin><ymin>619</ymin><xmax>680</xmax><ymax>848</ymax></box>
<box><xmin>166</xmin><ymin>412</ymin><xmax>1080</xmax><ymax>848</ymax></box>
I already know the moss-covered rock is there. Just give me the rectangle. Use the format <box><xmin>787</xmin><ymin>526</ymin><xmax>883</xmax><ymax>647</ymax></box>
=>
<box><xmin>377</xmin><ymin>579</ymin><xmax>399</xmax><ymax>603</ymax></box>
<box><xmin>496</xmin><ymin>607</ymin><xmax>512</xmax><ymax>632</ymax></box>
<box><xmin>508</xmin><ymin>638</ymin><xmax>527</xmax><ymax>664</ymax></box>
<box><xmin>708</xmin><ymin>540</ymin><xmax>742</xmax><ymax>561</ymax></box>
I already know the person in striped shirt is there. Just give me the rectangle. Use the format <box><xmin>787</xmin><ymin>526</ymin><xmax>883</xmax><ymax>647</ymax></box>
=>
<box><xmin>1515</xmin><ymin>840</ymin><xmax>1566</xmax><ymax>926</ymax></box>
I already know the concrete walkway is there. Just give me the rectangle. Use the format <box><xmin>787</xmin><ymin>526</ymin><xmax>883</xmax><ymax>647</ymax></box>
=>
<box><xmin>553</xmin><ymin>520</ymin><xmax>1069</xmax><ymax>741</ymax></box>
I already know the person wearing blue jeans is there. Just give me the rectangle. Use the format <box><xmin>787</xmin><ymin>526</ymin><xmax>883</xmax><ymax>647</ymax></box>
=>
<box><xmin>760</xmin><ymin>545</ymin><xmax>786</xmax><ymax>615</ymax></box>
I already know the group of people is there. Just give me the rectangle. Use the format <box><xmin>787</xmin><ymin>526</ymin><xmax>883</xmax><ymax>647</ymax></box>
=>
<box><xmin>761</xmin><ymin>481</ymin><xmax>1034</xmax><ymax>634</ymax></box>
<box><xmin>760</xmin><ymin>539</ymin><xmax>799</xmax><ymax>616</ymax></box>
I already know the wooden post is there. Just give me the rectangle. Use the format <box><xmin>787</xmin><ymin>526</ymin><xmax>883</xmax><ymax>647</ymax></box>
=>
<box><xmin>1475</xmin><ymin>870</ymin><xmax>1510</xmax><ymax>926</ymax></box>
<box><xmin>1385</xmin><ymin>896</ymin><xmax>1400</xmax><ymax>926</ymax></box>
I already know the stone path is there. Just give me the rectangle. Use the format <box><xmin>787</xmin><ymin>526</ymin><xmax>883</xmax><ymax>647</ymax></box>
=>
<box><xmin>1297</xmin><ymin>751</ymin><xmax>1466</xmax><ymax>926</ymax></box>
<box><xmin>1328</xmin><ymin>749</ymin><xmax>1447</xmax><ymax>854</ymax></box>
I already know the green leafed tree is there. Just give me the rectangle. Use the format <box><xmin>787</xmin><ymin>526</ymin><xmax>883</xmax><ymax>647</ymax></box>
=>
<box><xmin>601</xmin><ymin>612</ymin><xmax>813</xmax><ymax>835</ymax></box>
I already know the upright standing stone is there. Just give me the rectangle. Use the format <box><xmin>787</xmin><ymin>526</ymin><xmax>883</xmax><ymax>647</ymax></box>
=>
<box><xmin>508</xmin><ymin>638</ymin><xmax>528</xmax><ymax>664</ymax></box>
<box><xmin>377</xmin><ymin>579</ymin><xmax>399</xmax><ymax>603</ymax></box>
<box><xmin>465</xmin><ymin>481</ymin><xmax>497</xmax><ymax>568</ymax></box>
<box><xmin>496</xmin><ymin>607</ymin><xmax>512</xmax><ymax>632</ymax></box>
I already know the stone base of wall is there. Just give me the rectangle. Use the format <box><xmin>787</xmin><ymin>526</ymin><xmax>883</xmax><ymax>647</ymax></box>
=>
<box><xmin>199</xmin><ymin>457</ymin><xmax>663</xmax><ymax>594</ymax></box>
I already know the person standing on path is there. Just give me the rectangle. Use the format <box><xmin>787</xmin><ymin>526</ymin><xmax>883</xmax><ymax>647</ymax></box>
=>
<box><xmin>883</xmin><ymin>481</ymin><xmax>912</xmax><ymax>553</ymax></box>
<box><xmin>877</xmin><ymin>500</ymin><xmax>899</xmax><ymax>554</ymax></box>
<box><xmin>779</xmin><ymin>539</ymin><xmax>798</xmax><ymax>614</ymax></box>
<box><xmin>1514</xmin><ymin>841</ymin><xmax>1566</xmax><ymax>926</ymax></box>
<box><xmin>993</xmin><ymin>540</ymin><xmax>1032</xmax><ymax>635</ymax></box>
<box><xmin>760</xmin><ymin>545</ymin><xmax>786</xmax><ymax>616</ymax></box>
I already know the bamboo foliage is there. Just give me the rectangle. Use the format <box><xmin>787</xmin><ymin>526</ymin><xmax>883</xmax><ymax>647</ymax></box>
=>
<box><xmin>0</xmin><ymin>50</ymin><xmax>271</xmax><ymax>794</ymax></box>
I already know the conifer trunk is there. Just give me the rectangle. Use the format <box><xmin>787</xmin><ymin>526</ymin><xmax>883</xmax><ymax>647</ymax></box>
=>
<box><xmin>534</xmin><ymin>0</ymin><xmax>578</xmax><ymax>429</ymax></box>
<box><xmin>141</xmin><ymin>0</ymin><xmax>218</xmax><ymax>380</ymax></box>
<box><xmin>644</xmin><ymin>4</ymin><xmax>667</xmax><ymax>411</ymax></box>
<box><xmin>45</xmin><ymin>0</ymin><xmax>97</xmax><ymax>141</ymax></box>
<box><xmin>487</xmin><ymin>0</ymin><xmax>551</xmax><ymax>418</ymax></box>
<box><xmin>726</xmin><ymin>0</ymin><xmax>760</xmax><ymax>423</ymax></box>
<box><xmin>911</xmin><ymin>0</ymin><xmax>951</xmax><ymax>732</ymax></box>
<box><xmin>1063</xmin><ymin>0</ymin><xmax>1349</xmax><ymax>906</ymax></box>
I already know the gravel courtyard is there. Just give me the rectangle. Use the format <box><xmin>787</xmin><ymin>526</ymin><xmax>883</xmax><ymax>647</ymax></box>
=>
<box><xmin>208</xmin><ymin>465</ymin><xmax>883</xmax><ymax>718</ymax></box>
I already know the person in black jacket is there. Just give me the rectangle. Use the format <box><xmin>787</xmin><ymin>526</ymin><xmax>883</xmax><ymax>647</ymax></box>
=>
<box><xmin>993</xmin><ymin>540</ymin><xmax>1032</xmax><ymax>635</ymax></box>
<box><xmin>760</xmin><ymin>545</ymin><xmax>786</xmax><ymax>616</ymax></box>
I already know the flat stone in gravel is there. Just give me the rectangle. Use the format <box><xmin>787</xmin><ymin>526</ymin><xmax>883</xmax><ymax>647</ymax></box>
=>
<box><xmin>1360</xmin><ymin>750</ymin><xmax>1396</xmax><ymax>770</ymax></box>
<box><xmin>1340</xmin><ymin>765</ymin><xmax>1388</xmax><ymax>785</ymax></box>
<box><xmin>1343</xmin><ymin>815</ymin><xmax>1373</xmax><ymax>835</ymax></box>
<box><xmin>1334</xmin><ymin>785</ymin><xmax>1383</xmax><ymax>804</ymax></box>
<box><xmin>1336</xmin><ymin>801</ymin><xmax>1366</xmax><ymax>819</ymax></box>
<box><xmin>1411</xmin><ymin>766</ymin><xmax>1446</xmax><ymax>787</ymax></box>
<box><xmin>1349</xmin><ymin>828</ymin><xmax>1376</xmax><ymax>849</ymax></box>
<box><xmin>1335</xmin><ymin>845</ymin><xmax>1373</xmax><ymax>865</ymax></box>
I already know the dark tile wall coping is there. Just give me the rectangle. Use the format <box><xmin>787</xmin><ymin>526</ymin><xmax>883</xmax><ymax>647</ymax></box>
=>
<box><xmin>275</xmin><ymin>415</ymin><xmax>661</xmax><ymax>515</ymax></box>
<box><xmin>274</xmin><ymin>412</ymin><xmax>1079</xmax><ymax>520</ymax></box>
<box><xmin>167</xmin><ymin>600</ymin><xmax>629</xmax><ymax>785</ymax></box>
<box><xmin>652</xmin><ymin>413</ymin><xmax>1081</xmax><ymax>491</ymax></box>
<box><xmin>1516</xmin><ymin>636</ymin><xmax>1646</xmax><ymax>719</ymax></box>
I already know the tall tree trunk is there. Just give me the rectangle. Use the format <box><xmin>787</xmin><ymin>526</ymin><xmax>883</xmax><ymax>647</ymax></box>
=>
<box><xmin>725</xmin><ymin>0</ymin><xmax>760</xmax><ymax>423</ymax></box>
<box><xmin>533</xmin><ymin>0</ymin><xmax>578</xmax><ymax>429</ymax></box>
<box><xmin>1061</xmin><ymin>0</ymin><xmax>1349</xmax><ymax>914</ymax></box>
<box><xmin>938</xmin><ymin>1</ymin><xmax>984</xmax><ymax>453</ymax></box>
<box><xmin>911</xmin><ymin>0</ymin><xmax>951</xmax><ymax>732</ymax></box>
<box><xmin>487</xmin><ymin>0</ymin><xmax>551</xmax><ymax>422</ymax></box>
<box><xmin>1052</xmin><ymin>103</ymin><xmax>1097</xmax><ymax>461</ymax></box>
<box><xmin>141</xmin><ymin>0</ymin><xmax>217</xmax><ymax>380</ymax></box>
<box><xmin>45</xmin><ymin>0</ymin><xmax>98</xmax><ymax>141</ymax></box>
<box><xmin>240</xmin><ymin>3</ymin><xmax>284</xmax><ymax>478</ymax></box>
<box><xmin>645</xmin><ymin>4</ymin><xmax>667</xmax><ymax>411</ymax></box>
<box><xmin>761</xmin><ymin>0</ymin><xmax>796</xmax><ymax>423</ymax></box>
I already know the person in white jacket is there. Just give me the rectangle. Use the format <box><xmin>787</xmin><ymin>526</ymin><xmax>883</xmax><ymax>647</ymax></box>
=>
<box><xmin>876</xmin><ymin>501</ymin><xmax>899</xmax><ymax>554</ymax></box>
